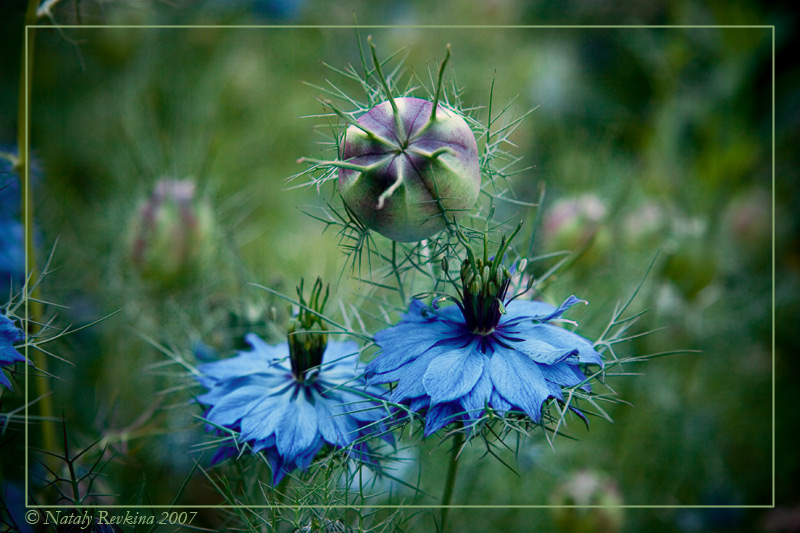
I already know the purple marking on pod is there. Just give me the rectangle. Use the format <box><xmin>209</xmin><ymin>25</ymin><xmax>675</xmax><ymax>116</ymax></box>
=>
<box><xmin>338</xmin><ymin>97</ymin><xmax>481</xmax><ymax>242</ymax></box>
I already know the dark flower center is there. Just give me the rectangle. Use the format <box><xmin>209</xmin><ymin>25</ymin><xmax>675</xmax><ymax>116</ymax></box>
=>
<box><xmin>460</xmin><ymin>256</ymin><xmax>512</xmax><ymax>335</ymax></box>
<box><xmin>288</xmin><ymin>278</ymin><xmax>329</xmax><ymax>383</ymax></box>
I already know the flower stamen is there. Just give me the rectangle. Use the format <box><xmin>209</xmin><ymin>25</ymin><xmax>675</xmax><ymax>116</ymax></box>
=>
<box><xmin>457</xmin><ymin>222</ymin><xmax>524</xmax><ymax>335</ymax></box>
<box><xmin>288</xmin><ymin>277</ymin><xmax>329</xmax><ymax>382</ymax></box>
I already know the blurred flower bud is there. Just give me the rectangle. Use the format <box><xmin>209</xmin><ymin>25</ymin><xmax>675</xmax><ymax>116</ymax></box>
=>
<box><xmin>542</xmin><ymin>194</ymin><xmax>611</xmax><ymax>263</ymax></box>
<box><xmin>622</xmin><ymin>201</ymin><xmax>667</xmax><ymax>250</ymax></box>
<box><xmin>662</xmin><ymin>218</ymin><xmax>717</xmax><ymax>300</ymax></box>
<box><xmin>550</xmin><ymin>470</ymin><xmax>624</xmax><ymax>533</ymax></box>
<box><xmin>128</xmin><ymin>179</ymin><xmax>214</xmax><ymax>286</ymax></box>
<box><xmin>338</xmin><ymin>97</ymin><xmax>481</xmax><ymax>242</ymax></box>
<box><xmin>723</xmin><ymin>187</ymin><xmax>770</xmax><ymax>266</ymax></box>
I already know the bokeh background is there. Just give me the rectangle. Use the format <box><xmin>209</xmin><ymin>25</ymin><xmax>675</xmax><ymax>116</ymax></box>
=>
<box><xmin>0</xmin><ymin>1</ymin><xmax>794</xmax><ymax>531</ymax></box>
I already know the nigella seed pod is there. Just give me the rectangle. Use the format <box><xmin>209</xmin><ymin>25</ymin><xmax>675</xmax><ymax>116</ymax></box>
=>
<box><xmin>128</xmin><ymin>179</ymin><xmax>214</xmax><ymax>285</ymax></box>
<box><xmin>338</xmin><ymin>96</ymin><xmax>481</xmax><ymax>242</ymax></box>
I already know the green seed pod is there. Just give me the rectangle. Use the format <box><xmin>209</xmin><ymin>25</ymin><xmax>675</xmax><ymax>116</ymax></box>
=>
<box><xmin>128</xmin><ymin>179</ymin><xmax>214</xmax><ymax>285</ymax></box>
<box><xmin>338</xmin><ymin>97</ymin><xmax>481</xmax><ymax>242</ymax></box>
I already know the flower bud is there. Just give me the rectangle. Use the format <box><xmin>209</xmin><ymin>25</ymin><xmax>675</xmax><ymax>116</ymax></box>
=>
<box><xmin>542</xmin><ymin>194</ymin><xmax>611</xmax><ymax>265</ymax></box>
<box><xmin>338</xmin><ymin>97</ymin><xmax>481</xmax><ymax>242</ymax></box>
<box><xmin>663</xmin><ymin>230</ymin><xmax>717</xmax><ymax>300</ymax></box>
<box><xmin>128</xmin><ymin>179</ymin><xmax>214</xmax><ymax>285</ymax></box>
<box><xmin>723</xmin><ymin>187</ymin><xmax>771</xmax><ymax>267</ymax></box>
<box><xmin>622</xmin><ymin>201</ymin><xmax>666</xmax><ymax>250</ymax></box>
<box><xmin>550</xmin><ymin>470</ymin><xmax>624</xmax><ymax>533</ymax></box>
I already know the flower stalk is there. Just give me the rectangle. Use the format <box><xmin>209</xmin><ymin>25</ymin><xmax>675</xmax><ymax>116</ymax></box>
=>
<box><xmin>18</xmin><ymin>0</ymin><xmax>57</xmax><ymax>464</ymax></box>
<box><xmin>440</xmin><ymin>427</ymin><xmax>464</xmax><ymax>533</ymax></box>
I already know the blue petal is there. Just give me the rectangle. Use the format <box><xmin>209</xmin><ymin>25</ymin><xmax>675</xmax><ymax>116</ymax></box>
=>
<box><xmin>368</xmin><ymin>318</ymin><xmax>460</xmax><ymax>376</ymax></box>
<box><xmin>489</xmin><ymin>389</ymin><xmax>512</xmax><ymax>414</ymax></box>
<box><xmin>424</xmin><ymin>402</ymin><xmax>460</xmax><ymax>436</ymax></box>
<box><xmin>501</xmin><ymin>300</ymin><xmax>557</xmax><ymax>323</ymax></box>
<box><xmin>540</xmin><ymin>362</ymin><xmax>587</xmax><ymax>388</ymax></box>
<box><xmin>539</xmin><ymin>295</ymin><xmax>586</xmax><ymax>321</ymax></box>
<box><xmin>197</xmin><ymin>351</ymin><xmax>282</xmax><ymax>384</ymax></box>
<box><xmin>192</xmin><ymin>341</ymin><xmax>219</xmax><ymax>362</ymax></box>
<box><xmin>0</xmin><ymin>315</ymin><xmax>24</xmax><ymax>345</ymax></box>
<box><xmin>328</xmin><ymin>387</ymin><xmax>388</xmax><ymax>423</ymax></box>
<box><xmin>245</xmin><ymin>333</ymin><xmax>289</xmax><ymax>361</ymax></box>
<box><xmin>321</xmin><ymin>340</ymin><xmax>361</xmax><ymax>370</ymax></box>
<box><xmin>211</xmin><ymin>445</ymin><xmax>239</xmax><ymax>465</ymax></box>
<box><xmin>379</xmin><ymin>348</ymin><xmax>442</xmax><ymax>404</ymax></box>
<box><xmin>459</xmin><ymin>368</ymin><xmax>493</xmax><ymax>422</ymax></box>
<box><xmin>544</xmin><ymin>380</ymin><xmax>564</xmax><ymax>402</ymax></box>
<box><xmin>510</xmin><ymin>322</ymin><xmax>602</xmax><ymax>366</ymax></box>
<box><xmin>402</xmin><ymin>299</ymin><xmax>464</xmax><ymax>324</ymax></box>
<box><xmin>502</xmin><ymin>295</ymin><xmax>585</xmax><ymax>325</ymax></box>
<box><xmin>489</xmin><ymin>347</ymin><xmax>551</xmax><ymax>422</ymax></box>
<box><xmin>427</xmin><ymin>301</ymin><xmax>467</xmax><ymax>323</ymax></box>
<box><xmin>250</xmin><ymin>434</ymin><xmax>276</xmax><ymax>454</ymax></box>
<box><xmin>275</xmin><ymin>391</ymin><xmax>319</xmax><ymax>462</ymax></box>
<box><xmin>494</xmin><ymin>328</ymin><xmax>576</xmax><ymax>365</ymax></box>
<box><xmin>315</xmin><ymin>394</ymin><xmax>359</xmax><ymax>447</ymax></box>
<box><xmin>264</xmin><ymin>447</ymin><xmax>288</xmax><ymax>485</ymax></box>
<box><xmin>197</xmin><ymin>372</ymin><xmax>290</xmax><ymax>405</ymax></box>
<box><xmin>0</xmin><ymin>345</ymin><xmax>25</xmax><ymax>365</ymax></box>
<box><xmin>238</xmin><ymin>391</ymin><xmax>292</xmax><ymax>442</ymax></box>
<box><xmin>409</xmin><ymin>396</ymin><xmax>430</xmax><ymax>412</ymax></box>
<box><xmin>294</xmin><ymin>436</ymin><xmax>324</xmax><ymax>469</ymax></box>
<box><xmin>204</xmin><ymin>385</ymin><xmax>273</xmax><ymax>427</ymax></box>
<box><xmin>422</xmin><ymin>342</ymin><xmax>485</xmax><ymax>407</ymax></box>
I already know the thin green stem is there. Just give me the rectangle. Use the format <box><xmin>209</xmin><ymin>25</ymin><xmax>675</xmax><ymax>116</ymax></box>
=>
<box><xmin>440</xmin><ymin>428</ymin><xmax>465</xmax><ymax>533</ymax></box>
<box><xmin>391</xmin><ymin>241</ymin><xmax>406</xmax><ymax>305</ymax></box>
<box><xmin>18</xmin><ymin>0</ymin><xmax>57</xmax><ymax>466</ymax></box>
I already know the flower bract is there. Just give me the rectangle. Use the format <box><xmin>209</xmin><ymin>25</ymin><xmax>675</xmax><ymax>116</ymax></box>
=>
<box><xmin>196</xmin><ymin>334</ymin><xmax>390</xmax><ymax>484</ymax></box>
<box><xmin>366</xmin><ymin>295</ymin><xmax>603</xmax><ymax>436</ymax></box>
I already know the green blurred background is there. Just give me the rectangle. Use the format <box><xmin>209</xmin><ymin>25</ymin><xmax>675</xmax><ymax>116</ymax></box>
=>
<box><xmin>0</xmin><ymin>0</ymin><xmax>794</xmax><ymax>531</ymax></box>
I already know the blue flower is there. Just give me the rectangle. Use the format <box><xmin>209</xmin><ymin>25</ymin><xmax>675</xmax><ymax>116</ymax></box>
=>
<box><xmin>366</xmin><ymin>294</ymin><xmax>603</xmax><ymax>436</ymax></box>
<box><xmin>0</xmin><ymin>152</ymin><xmax>22</xmax><ymax>217</ymax></box>
<box><xmin>1</xmin><ymin>148</ymin><xmax>38</xmax><ymax>297</ymax></box>
<box><xmin>0</xmin><ymin>313</ymin><xmax>25</xmax><ymax>389</ymax></box>
<box><xmin>0</xmin><ymin>217</ymin><xmax>25</xmax><ymax>298</ymax></box>
<box><xmin>196</xmin><ymin>334</ymin><xmax>391</xmax><ymax>484</ymax></box>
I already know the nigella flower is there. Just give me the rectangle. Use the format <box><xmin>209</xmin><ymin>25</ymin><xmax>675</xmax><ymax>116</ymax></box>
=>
<box><xmin>195</xmin><ymin>279</ymin><xmax>390</xmax><ymax>484</ymax></box>
<box><xmin>1</xmin><ymin>147</ymin><xmax>41</xmax><ymax>296</ymax></box>
<box><xmin>366</xmin><ymin>231</ymin><xmax>604</xmax><ymax>436</ymax></box>
<box><xmin>0</xmin><ymin>314</ymin><xmax>25</xmax><ymax>389</ymax></box>
<box><xmin>0</xmin><ymin>216</ymin><xmax>25</xmax><ymax>297</ymax></box>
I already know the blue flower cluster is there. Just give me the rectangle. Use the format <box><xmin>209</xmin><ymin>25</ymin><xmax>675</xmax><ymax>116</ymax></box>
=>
<box><xmin>1</xmin><ymin>155</ymin><xmax>25</xmax><ymax>297</ymax></box>
<box><xmin>0</xmin><ymin>314</ymin><xmax>25</xmax><ymax>389</ymax></box>
<box><xmin>366</xmin><ymin>295</ymin><xmax>603</xmax><ymax>436</ymax></box>
<box><xmin>196</xmin><ymin>334</ymin><xmax>390</xmax><ymax>484</ymax></box>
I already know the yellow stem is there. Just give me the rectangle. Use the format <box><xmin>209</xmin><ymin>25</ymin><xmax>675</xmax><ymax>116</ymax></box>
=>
<box><xmin>18</xmin><ymin>0</ymin><xmax>57</xmax><ymax>468</ymax></box>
